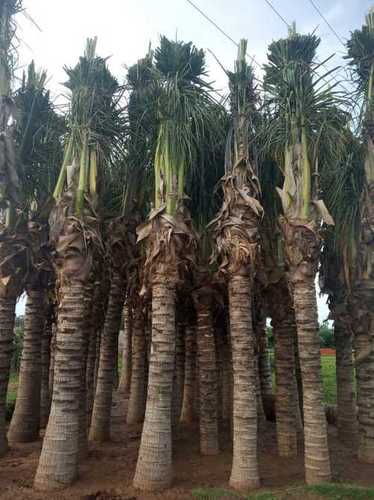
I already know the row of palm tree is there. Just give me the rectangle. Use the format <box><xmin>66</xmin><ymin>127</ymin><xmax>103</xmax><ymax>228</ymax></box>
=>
<box><xmin>1</xmin><ymin>0</ymin><xmax>374</xmax><ymax>494</ymax></box>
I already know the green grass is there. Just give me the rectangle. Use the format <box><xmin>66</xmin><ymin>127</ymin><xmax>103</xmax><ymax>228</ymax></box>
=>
<box><xmin>321</xmin><ymin>356</ymin><xmax>336</xmax><ymax>404</ymax></box>
<box><xmin>192</xmin><ymin>483</ymin><xmax>374</xmax><ymax>499</ymax></box>
<box><xmin>7</xmin><ymin>371</ymin><xmax>18</xmax><ymax>404</ymax></box>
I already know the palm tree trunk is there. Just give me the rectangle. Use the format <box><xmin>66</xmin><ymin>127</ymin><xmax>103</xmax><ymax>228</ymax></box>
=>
<box><xmin>78</xmin><ymin>284</ymin><xmax>93</xmax><ymax>459</ymax></box>
<box><xmin>353</xmin><ymin>309</ymin><xmax>374</xmax><ymax>462</ymax></box>
<box><xmin>48</xmin><ymin>324</ymin><xmax>56</xmax><ymax>404</ymax></box>
<box><xmin>127</xmin><ymin>304</ymin><xmax>146</xmax><ymax>424</ymax></box>
<box><xmin>273</xmin><ymin>314</ymin><xmax>298</xmax><ymax>457</ymax></box>
<box><xmin>172</xmin><ymin>321</ymin><xmax>185</xmax><ymax>426</ymax></box>
<box><xmin>86</xmin><ymin>283</ymin><xmax>106</xmax><ymax>425</ymax></box>
<box><xmin>133</xmin><ymin>268</ymin><xmax>176</xmax><ymax>491</ymax></box>
<box><xmin>195</xmin><ymin>293</ymin><xmax>219</xmax><ymax>456</ymax></box>
<box><xmin>0</xmin><ymin>297</ymin><xmax>16</xmax><ymax>457</ymax></box>
<box><xmin>292</xmin><ymin>275</ymin><xmax>331</xmax><ymax>483</ymax></box>
<box><xmin>111</xmin><ymin>302</ymin><xmax>132</xmax><ymax>437</ymax></box>
<box><xmin>258</xmin><ymin>321</ymin><xmax>273</xmax><ymax>412</ymax></box>
<box><xmin>34</xmin><ymin>281</ymin><xmax>86</xmax><ymax>490</ymax></box>
<box><xmin>86</xmin><ymin>325</ymin><xmax>98</xmax><ymax>426</ymax></box>
<box><xmin>119</xmin><ymin>302</ymin><xmax>132</xmax><ymax>395</ymax></box>
<box><xmin>40</xmin><ymin>316</ymin><xmax>52</xmax><ymax>428</ymax></box>
<box><xmin>222</xmin><ymin>336</ymin><xmax>233</xmax><ymax>424</ymax></box>
<box><xmin>229</xmin><ymin>270</ymin><xmax>259</xmax><ymax>490</ymax></box>
<box><xmin>89</xmin><ymin>272</ymin><xmax>125</xmax><ymax>441</ymax></box>
<box><xmin>335</xmin><ymin>315</ymin><xmax>357</xmax><ymax>447</ymax></box>
<box><xmin>8</xmin><ymin>289</ymin><xmax>45</xmax><ymax>442</ymax></box>
<box><xmin>180</xmin><ymin>323</ymin><xmax>196</xmax><ymax>424</ymax></box>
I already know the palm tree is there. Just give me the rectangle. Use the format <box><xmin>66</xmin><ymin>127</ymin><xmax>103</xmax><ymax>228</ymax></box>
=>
<box><xmin>8</xmin><ymin>62</ymin><xmax>63</xmax><ymax>443</ymax></box>
<box><xmin>133</xmin><ymin>36</ymin><xmax>217</xmax><ymax>491</ymax></box>
<box><xmin>263</xmin><ymin>26</ymin><xmax>346</xmax><ymax>484</ymax></box>
<box><xmin>34</xmin><ymin>38</ymin><xmax>121</xmax><ymax>490</ymax></box>
<box><xmin>346</xmin><ymin>5</ymin><xmax>374</xmax><ymax>462</ymax></box>
<box><xmin>0</xmin><ymin>0</ymin><xmax>31</xmax><ymax>457</ymax></box>
<box><xmin>259</xmin><ymin>156</ymin><xmax>299</xmax><ymax>456</ymax></box>
<box><xmin>320</xmin><ymin>131</ymin><xmax>363</xmax><ymax>448</ymax></box>
<box><xmin>210</xmin><ymin>39</ymin><xmax>262</xmax><ymax>490</ymax></box>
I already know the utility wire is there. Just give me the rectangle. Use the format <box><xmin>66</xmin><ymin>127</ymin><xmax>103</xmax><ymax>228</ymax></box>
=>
<box><xmin>263</xmin><ymin>0</ymin><xmax>291</xmax><ymax>28</ymax></box>
<box><xmin>262</xmin><ymin>0</ymin><xmax>351</xmax><ymax>96</ymax></box>
<box><xmin>184</xmin><ymin>0</ymin><xmax>262</xmax><ymax>71</ymax></box>
<box><xmin>306</xmin><ymin>0</ymin><xmax>345</xmax><ymax>47</ymax></box>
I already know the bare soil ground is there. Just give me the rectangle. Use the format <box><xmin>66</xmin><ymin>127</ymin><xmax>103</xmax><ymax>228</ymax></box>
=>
<box><xmin>0</xmin><ymin>421</ymin><xmax>372</xmax><ymax>500</ymax></box>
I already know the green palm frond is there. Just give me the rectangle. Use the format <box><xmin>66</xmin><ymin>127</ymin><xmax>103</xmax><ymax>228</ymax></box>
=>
<box><xmin>15</xmin><ymin>61</ymin><xmax>65</xmax><ymax>212</ymax></box>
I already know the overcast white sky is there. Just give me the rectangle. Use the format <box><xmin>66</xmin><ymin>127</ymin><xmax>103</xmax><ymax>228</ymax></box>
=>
<box><xmin>14</xmin><ymin>0</ymin><xmax>373</xmax><ymax>319</ymax></box>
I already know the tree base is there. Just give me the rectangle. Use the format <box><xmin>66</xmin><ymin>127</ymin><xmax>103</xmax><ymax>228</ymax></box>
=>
<box><xmin>34</xmin><ymin>474</ymin><xmax>78</xmax><ymax>492</ymax></box>
<box><xmin>8</xmin><ymin>429</ymin><xmax>39</xmax><ymax>443</ymax></box>
<box><xmin>133</xmin><ymin>472</ymin><xmax>173</xmax><ymax>492</ymax></box>
<box><xmin>0</xmin><ymin>436</ymin><xmax>9</xmax><ymax>457</ymax></box>
<box><xmin>229</xmin><ymin>477</ymin><xmax>260</xmax><ymax>491</ymax></box>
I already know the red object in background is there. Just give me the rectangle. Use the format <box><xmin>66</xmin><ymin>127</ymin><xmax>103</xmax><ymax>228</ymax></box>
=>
<box><xmin>320</xmin><ymin>348</ymin><xmax>336</xmax><ymax>356</ymax></box>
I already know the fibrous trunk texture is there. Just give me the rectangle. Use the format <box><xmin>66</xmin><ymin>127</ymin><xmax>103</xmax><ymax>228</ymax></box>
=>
<box><xmin>89</xmin><ymin>273</ymin><xmax>125</xmax><ymax>442</ymax></box>
<box><xmin>273</xmin><ymin>314</ymin><xmax>298</xmax><ymax>457</ymax></box>
<box><xmin>133</xmin><ymin>268</ymin><xmax>176</xmax><ymax>491</ymax></box>
<box><xmin>267</xmin><ymin>280</ymin><xmax>298</xmax><ymax>458</ymax></box>
<box><xmin>229</xmin><ymin>271</ymin><xmax>259</xmax><ymax>490</ymax></box>
<box><xmin>292</xmin><ymin>276</ymin><xmax>331</xmax><ymax>483</ymax></box>
<box><xmin>126</xmin><ymin>304</ymin><xmax>146</xmax><ymax>424</ymax></box>
<box><xmin>257</xmin><ymin>318</ymin><xmax>273</xmax><ymax>413</ymax></box>
<box><xmin>334</xmin><ymin>315</ymin><xmax>357</xmax><ymax>447</ymax></box>
<box><xmin>353</xmin><ymin>310</ymin><xmax>374</xmax><ymax>462</ymax></box>
<box><xmin>111</xmin><ymin>302</ymin><xmax>132</xmax><ymax>435</ymax></box>
<box><xmin>172</xmin><ymin>321</ymin><xmax>185</xmax><ymax>427</ymax></box>
<box><xmin>34</xmin><ymin>281</ymin><xmax>86</xmax><ymax>490</ymax></box>
<box><xmin>48</xmin><ymin>324</ymin><xmax>56</xmax><ymax>404</ymax></box>
<box><xmin>0</xmin><ymin>297</ymin><xmax>16</xmax><ymax>457</ymax></box>
<box><xmin>8</xmin><ymin>290</ymin><xmax>45</xmax><ymax>442</ymax></box>
<box><xmin>78</xmin><ymin>284</ymin><xmax>93</xmax><ymax>459</ymax></box>
<box><xmin>40</xmin><ymin>317</ymin><xmax>53</xmax><ymax>428</ymax></box>
<box><xmin>222</xmin><ymin>336</ymin><xmax>233</xmax><ymax>424</ymax></box>
<box><xmin>196</xmin><ymin>297</ymin><xmax>219</xmax><ymax>456</ymax></box>
<box><xmin>180</xmin><ymin>323</ymin><xmax>196</xmax><ymax>424</ymax></box>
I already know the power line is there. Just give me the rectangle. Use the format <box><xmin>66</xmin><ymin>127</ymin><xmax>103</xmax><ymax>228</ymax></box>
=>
<box><xmin>306</xmin><ymin>0</ymin><xmax>345</xmax><ymax>47</ymax></box>
<box><xmin>263</xmin><ymin>0</ymin><xmax>291</xmax><ymax>28</ymax></box>
<box><xmin>184</xmin><ymin>0</ymin><xmax>262</xmax><ymax>71</ymax></box>
<box><xmin>262</xmin><ymin>0</ymin><xmax>351</xmax><ymax>96</ymax></box>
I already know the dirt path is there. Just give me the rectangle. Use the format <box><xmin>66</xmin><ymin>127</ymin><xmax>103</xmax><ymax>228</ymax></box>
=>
<box><xmin>0</xmin><ymin>422</ymin><xmax>372</xmax><ymax>500</ymax></box>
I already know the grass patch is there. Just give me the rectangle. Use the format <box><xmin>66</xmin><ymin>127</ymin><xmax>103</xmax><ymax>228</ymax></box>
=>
<box><xmin>191</xmin><ymin>489</ymin><xmax>275</xmax><ymax>500</ymax></box>
<box><xmin>321</xmin><ymin>356</ymin><xmax>336</xmax><ymax>404</ymax></box>
<box><xmin>305</xmin><ymin>483</ymin><xmax>374</xmax><ymax>499</ymax></box>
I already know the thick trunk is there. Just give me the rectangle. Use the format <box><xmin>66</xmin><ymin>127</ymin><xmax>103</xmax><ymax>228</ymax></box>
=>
<box><xmin>273</xmin><ymin>315</ymin><xmax>298</xmax><ymax>457</ymax></box>
<box><xmin>222</xmin><ymin>336</ymin><xmax>233</xmax><ymax>424</ymax></box>
<box><xmin>86</xmin><ymin>282</ymin><xmax>105</xmax><ymax>426</ymax></box>
<box><xmin>172</xmin><ymin>322</ymin><xmax>185</xmax><ymax>427</ymax></box>
<box><xmin>8</xmin><ymin>290</ymin><xmax>45</xmax><ymax>442</ymax></box>
<box><xmin>228</xmin><ymin>271</ymin><xmax>259</xmax><ymax>490</ymax></box>
<box><xmin>133</xmin><ymin>268</ymin><xmax>176</xmax><ymax>491</ymax></box>
<box><xmin>48</xmin><ymin>324</ymin><xmax>56</xmax><ymax>405</ymax></box>
<box><xmin>40</xmin><ymin>317</ymin><xmax>52</xmax><ymax>428</ymax></box>
<box><xmin>258</xmin><ymin>322</ymin><xmax>273</xmax><ymax>410</ymax></box>
<box><xmin>86</xmin><ymin>325</ymin><xmax>98</xmax><ymax>426</ymax></box>
<box><xmin>292</xmin><ymin>276</ymin><xmax>331</xmax><ymax>483</ymax></box>
<box><xmin>93</xmin><ymin>328</ymin><xmax>101</xmax><ymax>392</ymax></box>
<box><xmin>78</xmin><ymin>285</ymin><xmax>93</xmax><ymax>459</ymax></box>
<box><xmin>126</xmin><ymin>304</ymin><xmax>146</xmax><ymax>424</ymax></box>
<box><xmin>335</xmin><ymin>316</ymin><xmax>357</xmax><ymax>446</ymax></box>
<box><xmin>0</xmin><ymin>297</ymin><xmax>16</xmax><ymax>457</ymax></box>
<box><xmin>89</xmin><ymin>272</ymin><xmax>125</xmax><ymax>442</ymax></box>
<box><xmin>196</xmin><ymin>298</ymin><xmax>219</xmax><ymax>456</ymax></box>
<box><xmin>180</xmin><ymin>324</ymin><xmax>196</xmax><ymax>424</ymax></box>
<box><xmin>34</xmin><ymin>281</ymin><xmax>86</xmax><ymax>490</ymax></box>
<box><xmin>119</xmin><ymin>303</ymin><xmax>132</xmax><ymax>395</ymax></box>
<box><xmin>353</xmin><ymin>310</ymin><xmax>374</xmax><ymax>462</ymax></box>
<box><xmin>111</xmin><ymin>302</ymin><xmax>132</xmax><ymax>434</ymax></box>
